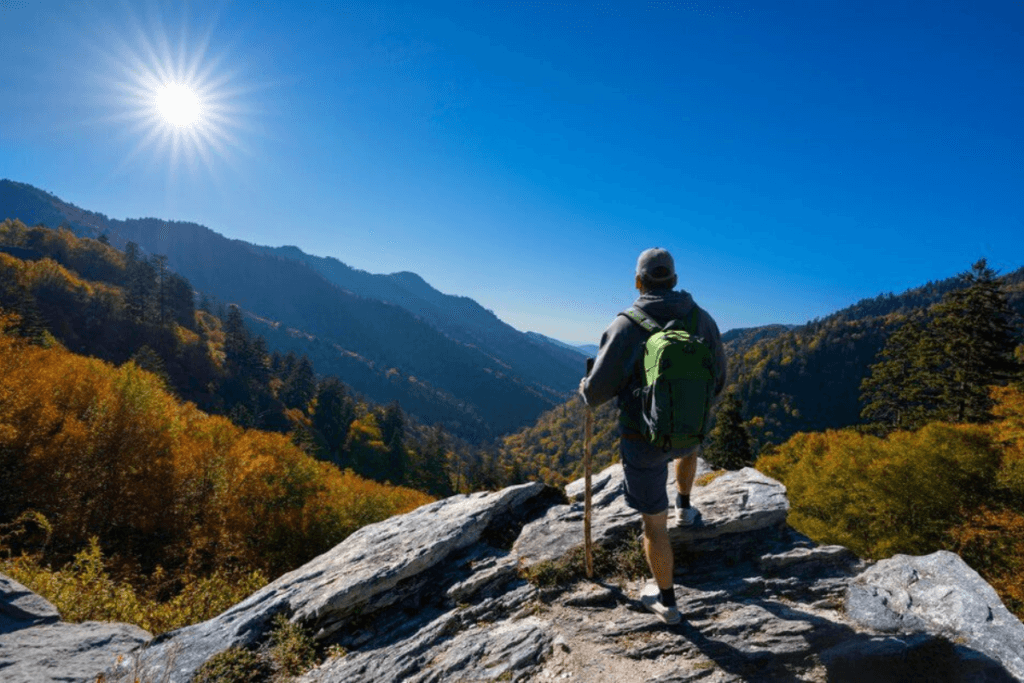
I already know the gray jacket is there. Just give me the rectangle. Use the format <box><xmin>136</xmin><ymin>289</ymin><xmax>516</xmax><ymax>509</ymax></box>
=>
<box><xmin>580</xmin><ymin>289</ymin><xmax>728</xmax><ymax>432</ymax></box>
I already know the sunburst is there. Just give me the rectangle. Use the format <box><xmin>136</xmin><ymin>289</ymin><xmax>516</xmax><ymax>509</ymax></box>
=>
<box><xmin>92</xmin><ymin>6</ymin><xmax>254</xmax><ymax>178</ymax></box>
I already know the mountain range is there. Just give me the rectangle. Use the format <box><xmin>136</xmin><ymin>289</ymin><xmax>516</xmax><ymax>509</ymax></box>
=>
<box><xmin>5</xmin><ymin>178</ymin><xmax>1022</xmax><ymax>450</ymax></box>
<box><xmin>0</xmin><ymin>179</ymin><xmax>585</xmax><ymax>437</ymax></box>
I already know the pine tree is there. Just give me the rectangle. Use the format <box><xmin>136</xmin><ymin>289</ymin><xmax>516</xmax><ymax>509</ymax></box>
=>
<box><xmin>311</xmin><ymin>377</ymin><xmax>356</xmax><ymax>467</ymax></box>
<box><xmin>281</xmin><ymin>355</ymin><xmax>316</xmax><ymax>411</ymax></box>
<box><xmin>409</xmin><ymin>425</ymin><xmax>453</xmax><ymax>497</ymax></box>
<box><xmin>860</xmin><ymin>313</ymin><xmax>942</xmax><ymax>431</ymax></box>
<box><xmin>165</xmin><ymin>272</ymin><xmax>195</xmax><ymax>328</ymax></box>
<box><xmin>249</xmin><ymin>336</ymin><xmax>273</xmax><ymax>386</ymax></box>
<box><xmin>151</xmin><ymin>254</ymin><xmax>169</xmax><ymax>325</ymax></box>
<box><xmin>124</xmin><ymin>241</ymin><xmax>140</xmax><ymax>267</ymax></box>
<box><xmin>222</xmin><ymin>305</ymin><xmax>250</xmax><ymax>364</ymax></box>
<box><xmin>929</xmin><ymin>259</ymin><xmax>1021</xmax><ymax>423</ymax></box>
<box><xmin>860</xmin><ymin>259</ymin><xmax>1021</xmax><ymax>430</ymax></box>
<box><xmin>380</xmin><ymin>401</ymin><xmax>408</xmax><ymax>485</ymax></box>
<box><xmin>0</xmin><ymin>282</ymin><xmax>46</xmax><ymax>343</ymax></box>
<box><xmin>703</xmin><ymin>392</ymin><xmax>753</xmax><ymax>470</ymax></box>
<box><xmin>125</xmin><ymin>252</ymin><xmax>156</xmax><ymax>323</ymax></box>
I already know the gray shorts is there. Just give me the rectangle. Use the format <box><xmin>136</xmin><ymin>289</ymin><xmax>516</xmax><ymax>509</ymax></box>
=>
<box><xmin>620</xmin><ymin>436</ymin><xmax>699</xmax><ymax>515</ymax></box>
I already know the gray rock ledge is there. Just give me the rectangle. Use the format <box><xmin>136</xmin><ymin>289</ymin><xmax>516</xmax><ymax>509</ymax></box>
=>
<box><xmin>0</xmin><ymin>573</ymin><xmax>151</xmax><ymax>683</ymax></box>
<box><xmin>846</xmin><ymin>551</ymin><xmax>1024</xmax><ymax>681</ymax></box>
<box><xmin>3</xmin><ymin>460</ymin><xmax>1017</xmax><ymax>683</ymax></box>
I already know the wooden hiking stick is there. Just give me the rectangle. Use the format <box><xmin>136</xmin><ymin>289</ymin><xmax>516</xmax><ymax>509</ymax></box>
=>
<box><xmin>584</xmin><ymin>358</ymin><xmax>595</xmax><ymax>579</ymax></box>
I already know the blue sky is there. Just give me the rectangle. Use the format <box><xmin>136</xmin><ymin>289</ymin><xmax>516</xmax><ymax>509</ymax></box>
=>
<box><xmin>1</xmin><ymin>1</ymin><xmax>1022</xmax><ymax>343</ymax></box>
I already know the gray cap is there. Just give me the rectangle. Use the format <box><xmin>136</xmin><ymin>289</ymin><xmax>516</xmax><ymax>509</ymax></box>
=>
<box><xmin>636</xmin><ymin>247</ymin><xmax>675</xmax><ymax>283</ymax></box>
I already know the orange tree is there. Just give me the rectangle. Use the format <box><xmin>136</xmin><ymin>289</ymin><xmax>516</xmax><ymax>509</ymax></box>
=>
<box><xmin>0</xmin><ymin>312</ymin><xmax>432</xmax><ymax>582</ymax></box>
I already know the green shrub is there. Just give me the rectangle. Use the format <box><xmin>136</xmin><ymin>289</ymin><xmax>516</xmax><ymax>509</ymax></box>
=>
<box><xmin>268</xmin><ymin>614</ymin><xmax>316</xmax><ymax>677</ymax></box>
<box><xmin>521</xmin><ymin>535</ymin><xmax>647</xmax><ymax>588</ymax></box>
<box><xmin>192</xmin><ymin>647</ymin><xmax>270</xmax><ymax>683</ymax></box>
<box><xmin>1</xmin><ymin>539</ymin><xmax>267</xmax><ymax>635</ymax></box>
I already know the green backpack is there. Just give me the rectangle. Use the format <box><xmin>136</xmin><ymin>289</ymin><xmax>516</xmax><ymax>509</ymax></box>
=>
<box><xmin>621</xmin><ymin>306</ymin><xmax>717</xmax><ymax>451</ymax></box>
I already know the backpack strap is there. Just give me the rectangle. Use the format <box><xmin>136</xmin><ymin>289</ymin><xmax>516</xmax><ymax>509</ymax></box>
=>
<box><xmin>619</xmin><ymin>306</ymin><xmax>662</xmax><ymax>334</ymax></box>
<box><xmin>686</xmin><ymin>307</ymin><xmax>700</xmax><ymax>335</ymax></box>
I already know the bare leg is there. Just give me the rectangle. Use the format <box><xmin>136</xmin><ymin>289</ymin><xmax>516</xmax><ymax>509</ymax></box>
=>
<box><xmin>675</xmin><ymin>451</ymin><xmax>698</xmax><ymax>496</ymax></box>
<box><xmin>641</xmin><ymin>510</ymin><xmax>673</xmax><ymax>590</ymax></box>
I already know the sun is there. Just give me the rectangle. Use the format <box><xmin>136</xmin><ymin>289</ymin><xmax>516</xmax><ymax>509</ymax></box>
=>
<box><xmin>156</xmin><ymin>83</ymin><xmax>202</xmax><ymax>128</ymax></box>
<box><xmin>93</xmin><ymin>7</ymin><xmax>255</xmax><ymax>177</ymax></box>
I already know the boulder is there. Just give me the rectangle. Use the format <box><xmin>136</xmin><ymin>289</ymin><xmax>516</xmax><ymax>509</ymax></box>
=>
<box><xmin>108</xmin><ymin>482</ymin><xmax>553</xmax><ymax>683</ymax></box>
<box><xmin>846</xmin><ymin>551</ymin><xmax>1024</xmax><ymax>681</ymax></box>
<box><xmin>0</xmin><ymin>573</ymin><xmax>151</xmax><ymax>683</ymax></box>
<box><xmin>302</xmin><ymin>584</ymin><xmax>550</xmax><ymax>683</ymax></box>
<box><xmin>0</xmin><ymin>573</ymin><xmax>60</xmax><ymax>634</ymax></box>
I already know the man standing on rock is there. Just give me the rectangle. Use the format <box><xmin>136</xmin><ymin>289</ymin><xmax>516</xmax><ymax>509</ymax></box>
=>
<box><xmin>579</xmin><ymin>247</ymin><xmax>727</xmax><ymax>624</ymax></box>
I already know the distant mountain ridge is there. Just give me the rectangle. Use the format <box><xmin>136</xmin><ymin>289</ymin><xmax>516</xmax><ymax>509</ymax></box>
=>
<box><xmin>0</xmin><ymin>179</ymin><xmax>581</xmax><ymax>436</ymax></box>
<box><xmin>523</xmin><ymin>331</ymin><xmax>589</xmax><ymax>359</ymax></box>
<box><xmin>258</xmin><ymin>244</ymin><xmax>589</xmax><ymax>396</ymax></box>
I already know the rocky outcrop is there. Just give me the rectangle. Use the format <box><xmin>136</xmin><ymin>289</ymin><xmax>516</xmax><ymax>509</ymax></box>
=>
<box><xmin>108</xmin><ymin>481</ymin><xmax>561</xmax><ymax>683</ymax></box>
<box><xmin>0</xmin><ymin>574</ymin><xmax>150</xmax><ymax>683</ymax></box>
<box><xmin>5</xmin><ymin>461</ymin><xmax>1023</xmax><ymax>682</ymax></box>
<box><xmin>846</xmin><ymin>551</ymin><xmax>1024</xmax><ymax>681</ymax></box>
<box><xmin>1</xmin><ymin>573</ymin><xmax>60</xmax><ymax>633</ymax></box>
<box><xmin>519</xmin><ymin>463</ymin><xmax>790</xmax><ymax>570</ymax></box>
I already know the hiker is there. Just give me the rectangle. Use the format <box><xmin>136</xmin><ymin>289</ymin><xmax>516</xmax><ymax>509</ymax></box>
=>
<box><xmin>579</xmin><ymin>247</ymin><xmax>727</xmax><ymax>624</ymax></box>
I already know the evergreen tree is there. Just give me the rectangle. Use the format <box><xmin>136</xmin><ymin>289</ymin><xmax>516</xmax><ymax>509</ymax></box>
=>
<box><xmin>124</xmin><ymin>240</ymin><xmax>140</xmax><ymax>267</ymax></box>
<box><xmin>126</xmin><ymin>254</ymin><xmax>156</xmax><ymax>323</ymax></box>
<box><xmin>281</xmin><ymin>355</ymin><xmax>316</xmax><ymax>411</ymax></box>
<box><xmin>222</xmin><ymin>305</ymin><xmax>249</xmax><ymax>364</ymax></box>
<box><xmin>0</xmin><ymin>281</ymin><xmax>46</xmax><ymax>343</ymax></box>
<box><xmin>860</xmin><ymin>313</ymin><xmax>942</xmax><ymax>431</ymax></box>
<box><xmin>249</xmin><ymin>336</ymin><xmax>273</xmax><ymax>387</ymax></box>
<box><xmin>151</xmin><ymin>254</ymin><xmax>169</xmax><ymax>325</ymax></box>
<box><xmin>220</xmin><ymin>304</ymin><xmax>258</xmax><ymax>420</ymax></box>
<box><xmin>379</xmin><ymin>401</ymin><xmax>408</xmax><ymax>485</ymax></box>
<box><xmin>165</xmin><ymin>272</ymin><xmax>195</xmax><ymax>328</ymax></box>
<box><xmin>409</xmin><ymin>425</ymin><xmax>453</xmax><ymax>497</ymax></box>
<box><xmin>928</xmin><ymin>259</ymin><xmax>1021</xmax><ymax>423</ymax></box>
<box><xmin>861</xmin><ymin>259</ymin><xmax>1020</xmax><ymax>430</ymax></box>
<box><xmin>703</xmin><ymin>392</ymin><xmax>753</xmax><ymax>470</ymax></box>
<box><xmin>311</xmin><ymin>377</ymin><xmax>356</xmax><ymax>467</ymax></box>
<box><xmin>129</xmin><ymin>345</ymin><xmax>170</xmax><ymax>386</ymax></box>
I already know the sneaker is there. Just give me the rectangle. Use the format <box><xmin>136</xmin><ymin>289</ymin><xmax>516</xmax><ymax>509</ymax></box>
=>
<box><xmin>675</xmin><ymin>492</ymin><xmax>702</xmax><ymax>527</ymax></box>
<box><xmin>640</xmin><ymin>583</ymin><xmax>681</xmax><ymax>625</ymax></box>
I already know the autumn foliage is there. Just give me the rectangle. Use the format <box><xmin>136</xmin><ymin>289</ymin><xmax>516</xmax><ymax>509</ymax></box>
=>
<box><xmin>758</xmin><ymin>386</ymin><xmax>1024</xmax><ymax>617</ymax></box>
<box><xmin>0</xmin><ymin>313</ymin><xmax>432</xmax><ymax>602</ymax></box>
<box><xmin>500</xmin><ymin>399</ymin><xmax>620</xmax><ymax>487</ymax></box>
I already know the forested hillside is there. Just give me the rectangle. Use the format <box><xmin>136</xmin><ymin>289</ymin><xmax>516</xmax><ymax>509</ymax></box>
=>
<box><xmin>725</xmin><ymin>267</ymin><xmax>1024</xmax><ymax>447</ymax></box>
<box><xmin>758</xmin><ymin>385</ymin><xmax>1024</xmax><ymax>617</ymax></box>
<box><xmin>0</xmin><ymin>309</ymin><xmax>434</xmax><ymax>633</ymax></box>
<box><xmin>0</xmin><ymin>221</ymin><xmax>467</xmax><ymax>498</ymax></box>
<box><xmin>0</xmin><ymin>179</ymin><xmax>576</xmax><ymax>437</ymax></box>
<box><xmin>0</xmin><ymin>224</ymin><xmax>521</xmax><ymax>633</ymax></box>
